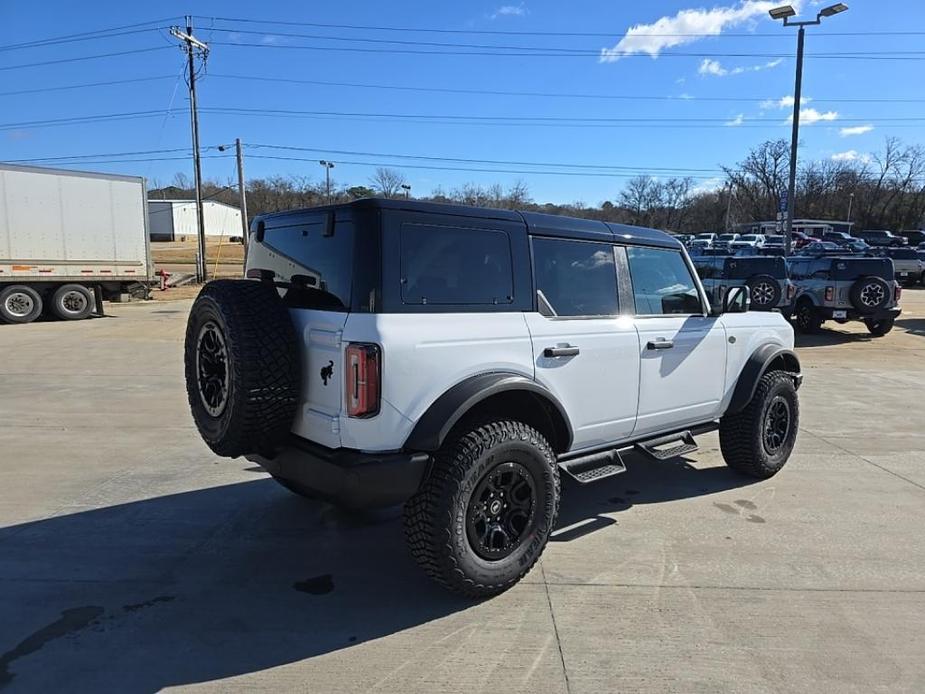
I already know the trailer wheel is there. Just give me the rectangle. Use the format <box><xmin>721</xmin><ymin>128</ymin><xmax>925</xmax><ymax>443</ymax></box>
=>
<box><xmin>51</xmin><ymin>284</ymin><xmax>94</xmax><ymax>320</ymax></box>
<box><xmin>0</xmin><ymin>285</ymin><xmax>43</xmax><ymax>324</ymax></box>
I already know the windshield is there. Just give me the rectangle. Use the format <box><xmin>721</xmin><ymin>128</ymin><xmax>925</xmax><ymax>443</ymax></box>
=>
<box><xmin>765</xmin><ymin>236</ymin><xmax>784</xmax><ymax>243</ymax></box>
<box><xmin>718</xmin><ymin>234</ymin><xmax>737</xmax><ymax>240</ymax></box>
<box><xmin>695</xmin><ymin>233</ymin><xmax>714</xmax><ymax>239</ymax></box>
<box><xmin>739</xmin><ymin>235</ymin><xmax>758</xmax><ymax>241</ymax></box>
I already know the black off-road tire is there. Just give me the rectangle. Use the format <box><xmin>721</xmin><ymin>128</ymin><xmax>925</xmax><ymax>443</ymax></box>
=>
<box><xmin>50</xmin><ymin>284</ymin><xmax>94</xmax><ymax>320</ymax></box>
<box><xmin>793</xmin><ymin>299</ymin><xmax>823</xmax><ymax>334</ymax></box>
<box><xmin>720</xmin><ymin>370</ymin><xmax>799</xmax><ymax>479</ymax></box>
<box><xmin>0</xmin><ymin>285</ymin><xmax>43</xmax><ymax>324</ymax></box>
<box><xmin>746</xmin><ymin>274</ymin><xmax>782</xmax><ymax>310</ymax></box>
<box><xmin>849</xmin><ymin>276</ymin><xmax>890</xmax><ymax>314</ymax></box>
<box><xmin>403</xmin><ymin>420</ymin><xmax>560</xmax><ymax>598</ymax></box>
<box><xmin>865</xmin><ymin>317</ymin><xmax>894</xmax><ymax>337</ymax></box>
<box><xmin>184</xmin><ymin>280</ymin><xmax>300</xmax><ymax>458</ymax></box>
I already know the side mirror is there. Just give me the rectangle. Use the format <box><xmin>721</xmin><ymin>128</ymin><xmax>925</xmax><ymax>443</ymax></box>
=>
<box><xmin>722</xmin><ymin>285</ymin><xmax>750</xmax><ymax>314</ymax></box>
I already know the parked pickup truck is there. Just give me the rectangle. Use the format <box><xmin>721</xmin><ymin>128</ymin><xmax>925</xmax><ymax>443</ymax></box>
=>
<box><xmin>879</xmin><ymin>248</ymin><xmax>924</xmax><ymax>285</ymax></box>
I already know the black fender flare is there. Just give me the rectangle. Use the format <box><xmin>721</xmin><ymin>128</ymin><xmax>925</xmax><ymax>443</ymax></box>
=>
<box><xmin>404</xmin><ymin>372</ymin><xmax>573</xmax><ymax>453</ymax></box>
<box><xmin>726</xmin><ymin>345</ymin><xmax>801</xmax><ymax>415</ymax></box>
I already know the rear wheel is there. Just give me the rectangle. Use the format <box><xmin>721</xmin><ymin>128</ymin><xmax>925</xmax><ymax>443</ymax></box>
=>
<box><xmin>0</xmin><ymin>285</ymin><xmax>43</xmax><ymax>324</ymax></box>
<box><xmin>793</xmin><ymin>299</ymin><xmax>822</xmax><ymax>334</ymax></box>
<box><xmin>51</xmin><ymin>284</ymin><xmax>94</xmax><ymax>320</ymax></box>
<box><xmin>720</xmin><ymin>370</ymin><xmax>799</xmax><ymax>479</ymax></box>
<box><xmin>746</xmin><ymin>274</ymin><xmax>781</xmax><ymax>310</ymax></box>
<box><xmin>865</xmin><ymin>317</ymin><xmax>894</xmax><ymax>337</ymax></box>
<box><xmin>403</xmin><ymin>420</ymin><xmax>559</xmax><ymax>598</ymax></box>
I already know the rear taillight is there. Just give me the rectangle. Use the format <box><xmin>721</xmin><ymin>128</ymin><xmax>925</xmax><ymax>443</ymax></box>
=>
<box><xmin>825</xmin><ymin>286</ymin><xmax>835</xmax><ymax>302</ymax></box>
<box><xmin>895</xmin><ymin>284</ymin><xmax>902</xmax><ymax>303</ymax></box>
<box><xmin>346</xmin><ymin>343</ymin><xmax>381</xmax><ymax>418</ymax></box>
<box><xmin>787</xmin><ymin>283</ymin><xmax>796</xmax><ymax>300</ymax></box>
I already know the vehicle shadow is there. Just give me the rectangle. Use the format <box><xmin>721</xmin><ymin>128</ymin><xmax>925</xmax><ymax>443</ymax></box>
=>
<box><xmin>552</xmin><ymin>452</ymin><xmax>759</xmax><ymax>542</ymax></box>
<box><xmin>793</xmin><ymin>327</ymin><xmax>877</xmax><ymax>348</ymax></box>
<box><xmin>895</xmin><ymin>318</ymin><xmax>925</xmax><ymax>337</ymax></box>
<box><xmin>0</xmin><ymin>457</ymin><xmax>757</xmax><ymax>691</ymax></box>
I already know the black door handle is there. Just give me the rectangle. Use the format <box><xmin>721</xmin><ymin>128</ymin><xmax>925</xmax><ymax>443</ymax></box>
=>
<box><xmin>647</xmin><ymin>339</ymin><xmax>675</xmax><ymax>350</ymax></box>
<box><xmin>544</xmin><ymin>345</ymin><xmax>580</xmax><ymax>357</ymax></box>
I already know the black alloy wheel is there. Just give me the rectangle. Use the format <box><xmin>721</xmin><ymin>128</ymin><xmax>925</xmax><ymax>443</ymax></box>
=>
<box><xmin>466</xmin><ymin>461</ymin><xmax>537</xmax><ymax>560</ymax></box>
<box><xmin>763</xmin><ymin>396</ymin><xmax>791</xmax><ymax>455</ymax></box>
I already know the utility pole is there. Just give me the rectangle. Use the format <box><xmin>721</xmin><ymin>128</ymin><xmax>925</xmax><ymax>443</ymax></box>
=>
<box><xmin>724</xmin><ymin>181</ymin><xmax>734</xmax><ymax>233</ymax></box>
<box><xmin>319</xmin><ymin>160</ymin><xmax>335</xmax><ymax>204</ymax></box>
<box><xmin>235</xmin><ymin>139</ymin><xmax>249</xmax><ymax>246</ymax></box>
<box><xmin>171</xmin><ymin>17</ymin><xmax>209</xmax><ymax>282</ymax></box>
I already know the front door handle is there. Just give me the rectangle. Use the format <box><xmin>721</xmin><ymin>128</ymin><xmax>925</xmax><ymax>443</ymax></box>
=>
<box><xmin>646</xmin><ymin>339</ymin><xmax>675</xmax><ymax>350</ymax></box>
<box><xmin>544</xmin><ymin>345</ymin><xmax>580</xmax><ymax>358</ymax></box>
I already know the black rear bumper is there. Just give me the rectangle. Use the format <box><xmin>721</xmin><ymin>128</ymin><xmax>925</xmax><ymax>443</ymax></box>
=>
<box><xmin>248</xmin><ymin>437</ymin><xmax>430</xmax><ymax>509</ymax></box>
<box><xmin>819</xmin><ymin>306</ymin><xmax>901</xmax><ymax>322</ymax></box>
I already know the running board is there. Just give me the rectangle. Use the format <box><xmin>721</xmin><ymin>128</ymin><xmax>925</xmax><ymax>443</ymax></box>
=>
<box><xmin>560</xmin><ymin>449</ymin><xmax>626</xmax><ymax>484</ymax></box>
<box><xmin>634</xmin><ymin>431</ymin><xmax>698</xmax><ymax>461</ymax></box>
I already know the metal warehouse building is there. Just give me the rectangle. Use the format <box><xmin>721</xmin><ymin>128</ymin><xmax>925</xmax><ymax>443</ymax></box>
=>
<box><xmin>147</xmin><ymin>200</ymin><xmax>243</xmax><ymax>241</ymax></box>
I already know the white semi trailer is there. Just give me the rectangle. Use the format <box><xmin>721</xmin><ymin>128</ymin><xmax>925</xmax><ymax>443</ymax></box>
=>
<box><xmin>0</xmin><ymin>163</ymin><xmax>152</xmax><ymax>324</ymax></box>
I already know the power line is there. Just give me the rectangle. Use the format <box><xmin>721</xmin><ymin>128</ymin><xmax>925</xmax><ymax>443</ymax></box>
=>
<box><xmin>0</xmin><ymin>75</ymin><xmax>176</xmax><ymax>97</ymax></box>
<box><xmin>210</xmin><ymin>40</ymin><xmax>925</xmax><ymax>59</ymax></box>
<box><xmin>196</xmin><ymin>16</ymin><xmax>925</xmax><ymax>39</ymax></box>
<box><xmin>0</xmin><ymin>18</ymin><xmax>180</xmax><ymax>51</ymax></box>
<box><xmin>209</xmin><ymin>73</ymin><xmax>925</xmax><ymax>105</ymax></box>
<box><xmin>0</xmin><ymin>111</ymin><xmax>169</xmax><ymax>130</ymax></box>
<box><xmin>0</xmin><ymin>26</ymin><xmax>171</xmax><ymax>53</ymax></box>
<box><xmin>203</xmin><ymin>26</ymin><xmax>925</xmax><ymax>58</ymax></box>
<box><xmin>0</xmin><ymin>46</ymin><xmax>172</xmax><ymax>72</ymax></box>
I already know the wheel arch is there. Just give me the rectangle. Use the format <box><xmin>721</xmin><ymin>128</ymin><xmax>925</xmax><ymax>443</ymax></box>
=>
<box><xmin>726</xmin><ymin>345</ymin><xmax>801</xmax><ymax>415</ymax></box>
<box><xmin>404</xmin><ymin>372</ymin><xmax>574</xmax><ymax>454</ymax></box>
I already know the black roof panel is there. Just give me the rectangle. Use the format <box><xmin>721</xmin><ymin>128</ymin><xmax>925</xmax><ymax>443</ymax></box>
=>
<box><xmin>604</xmin><ymin>222</ymin><xmax>682</xmax><ymax>249</ymax></box>
<box><xmin>520</xmin><ymin>211</ymin><xmax>613</xmax><ymax>242</ymax></box>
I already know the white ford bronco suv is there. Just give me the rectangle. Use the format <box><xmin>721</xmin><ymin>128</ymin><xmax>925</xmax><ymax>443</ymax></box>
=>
<box><xmin>185</xmin><ymin>199</ymin><xmax>802</xmax><ymax>597</ymax></box>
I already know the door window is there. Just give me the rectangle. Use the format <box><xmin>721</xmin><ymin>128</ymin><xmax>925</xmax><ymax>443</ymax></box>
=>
<box><xmin>626</xmin><ymin>247</ymin><xmax>703</xmax><ymax>315</ymax></box>
<box><xmin>531</xmin><ymin>238</ymin><xmax>619</xmax><ymax>317</ymax></box>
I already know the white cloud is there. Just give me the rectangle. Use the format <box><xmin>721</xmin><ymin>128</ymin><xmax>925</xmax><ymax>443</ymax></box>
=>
<box><xmin>698</xmin><ymin>57</ymin><xmax>783</xmax><ymax>77</ymax></box>
<box><xmin>760</xmin><ymin>95</ymin><xmax>812</xmax><ymax>110</ymax></box>
<box><xmin>678</xmin><ymin>92</ymin><xmax>694</xmax><ymax>100</ymax></box>
<box><xmin>832</xmin><ymin>150</ymin><xmax>872</xmax><ymax>164</ymax></box>
<box><xmin>788</xmin><ymin>108</ymin><xmax>838</xmax><ymax>125</ymax></box>
<box><xmin>490</xmin><ymin>3</ymin><xmax>527</xmax><ymax>19</ymax></box>
<box><xmin>725</xmin><ymin>114</ymin><xmax>746</xmax><ymax>126</ymax></box>
<box><xmin>692</xmin><ymin>177</ymin><xmax>726</xmax><ymax>194</ymax></box>
<box><xmin>840</xmin><ymin>124</ymin><xmax>874</xmax><ymax>137</ymax></box>
<box><xmin>600</xmin><ymin>1</ymin><xmax>798</xmax><ymax>62</ymax></box>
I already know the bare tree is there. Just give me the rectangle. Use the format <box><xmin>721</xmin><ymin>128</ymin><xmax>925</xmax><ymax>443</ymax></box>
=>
<box><xmin>370</xmin><ymin>168</ymin><xmax>407</xmax><ymax>198</ymax></box>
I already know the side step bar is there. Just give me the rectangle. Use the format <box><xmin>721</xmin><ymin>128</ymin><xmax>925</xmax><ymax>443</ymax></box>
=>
<box><xmin>635</xmin><ymin>430</ymin><xmax>698</xmax><ymax>461</ymax></box>
<box><xmin>560</xmin><ymin>449</ymin><xmax>626</xmax><ymax>484</ymax></box>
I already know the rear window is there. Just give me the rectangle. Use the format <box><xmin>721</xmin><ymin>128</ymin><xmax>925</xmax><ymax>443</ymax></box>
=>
<box><xmin>261</xmin><ymin>219</ymin><xmax>355</xmax><ymax>309</ymax></box>
<box><xmin>829</xmin><ymin>258</ymin><xmax>894</xmax><ymax>280</ymax></box>
<box><xmin>723</xmin><ymin>257</ymin><xmax>786</xmax><ymax>279</ymax></box>
<box><xmin>887</xmin><ymin>249</ymin><xmax>917</xmax><ymax>259</ymax></box>
<box><xmin>532</xmin><ymin>238</ymin><xmax>619</xmax><ymax>317</ymax></box>
<box><xmin>400</xmin><ymin>224</ymin><xmax>513</xmax><ymax>305</ymax></box>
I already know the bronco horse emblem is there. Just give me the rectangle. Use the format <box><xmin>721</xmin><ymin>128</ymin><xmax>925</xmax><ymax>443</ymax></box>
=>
<box><xmin>320</xmin><ymin>360</ymin><xmax>334</xmax><ymax>386</ymax></box>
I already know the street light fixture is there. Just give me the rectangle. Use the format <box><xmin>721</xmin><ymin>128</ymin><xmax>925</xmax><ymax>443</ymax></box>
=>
<box><xmin>769</xmin><ymin>3</ymin><xmax>849</xmax><ymax>256</ymax></box>
<box><xmin>319</xmin><ymin>160</ymin><xmax>335</xmax><ymax>204</ymax></box>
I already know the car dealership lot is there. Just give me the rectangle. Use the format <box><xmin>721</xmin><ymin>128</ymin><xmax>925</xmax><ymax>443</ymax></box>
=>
<box><xmin>1</xmin><ymin>294</ymin><xmax>924</xmax><ymax>692</ymax></box>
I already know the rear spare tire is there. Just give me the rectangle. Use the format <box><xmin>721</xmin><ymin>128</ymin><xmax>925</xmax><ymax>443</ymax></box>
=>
<box><xmin>746</xmin><ymin>274</ymin><xmax>782</xmax><ymax>310</ymax></box>
<box><xmin>0</xmin><ymin>285</ymin><xmax>43</xmax><ymax>324</ymax></box>
<box><xmin>184</xmin><ymin>280</ymin><xmax>300</xmax><ymax>458</ymax></box>
<box><xmin>849</xmin><ymin>276</ymin><xmax>890</xmax><ymax>314</ymax></box>
<box><xmin>51</xmin><ymin>284</ymin><xmax>94</xmax><ymax>320</ymax></box>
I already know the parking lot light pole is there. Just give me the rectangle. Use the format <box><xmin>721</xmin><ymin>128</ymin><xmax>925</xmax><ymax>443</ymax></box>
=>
<box><xmin>847</xmin><ymin>191</ymin><xmax>855</xmax><ymax>224</ymax></box>
<box><xmin>769</xmin><ymin>3</ymin><xmax>849</xmax><ymax>257</ymax></box>
<box><xmin>401</xmin><ymin>184</ymin><xmax>411</xmax><ymax>200</ymax></box>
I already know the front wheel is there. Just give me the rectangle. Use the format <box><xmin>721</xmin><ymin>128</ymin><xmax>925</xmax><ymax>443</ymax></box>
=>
<box><xmin>403</xmin><ymin>420</ymin><xmax>560</xmax><ymax>598</ymax></box>
<box><xmin>865</xmin><ymin>317</ymin><xmax>894</xmax><ymax>337</ymax></box>
<box><xmin>720</xmin><ymin>371</ymin><xmax>799</xmax><ymax>479</ymax></box>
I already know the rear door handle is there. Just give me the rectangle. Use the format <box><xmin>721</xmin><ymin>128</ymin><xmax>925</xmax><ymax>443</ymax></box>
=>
<box><xmin>544</xmin><ymin>345</ymin><xmax>580</xmax><ymax>357</ymax></box>
<box><xmin>646</xmin><ymin>339</ymin><xmax>674</xmax><ymax>350</ymax></box>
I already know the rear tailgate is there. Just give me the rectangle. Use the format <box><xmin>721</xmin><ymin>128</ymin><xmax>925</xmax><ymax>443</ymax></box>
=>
<box><xmin>288</xmin><ymin>309</ymin><xmax>349</xmax><ymax>449</ymax></box>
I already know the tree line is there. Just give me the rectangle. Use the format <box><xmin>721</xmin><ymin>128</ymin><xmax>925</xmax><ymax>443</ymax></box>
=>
<box><xmin>149</xmin><ymin>137</ymin><xmax>925</xmax><ymax>233</ymax></box>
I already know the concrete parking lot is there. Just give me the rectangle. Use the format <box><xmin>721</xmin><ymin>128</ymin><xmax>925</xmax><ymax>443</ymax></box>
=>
<box><xmin>1</xmin><ymin>292</ymin><xmax>924</xmax><ymax>693</ymax></box>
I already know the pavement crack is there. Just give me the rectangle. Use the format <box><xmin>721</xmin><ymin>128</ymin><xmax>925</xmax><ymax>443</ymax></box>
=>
<box><xmin>539</xmin><ymin>561</ymin><xmax>572</xmax><ymax>694</ymax></box>
<box><xmin>800</xmin><ymin>427</ymin><xmax>925</xmax><ymax>493</ymax></box>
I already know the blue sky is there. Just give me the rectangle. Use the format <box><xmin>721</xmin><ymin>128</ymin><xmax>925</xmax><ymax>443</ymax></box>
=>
<box><xmin>1</xmin><ymin>1</ymin><xmax>922</xmax><ymax>204</ymax></box>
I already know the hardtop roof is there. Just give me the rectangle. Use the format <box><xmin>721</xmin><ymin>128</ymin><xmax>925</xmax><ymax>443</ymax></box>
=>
<box><xmin>258</xmin><ymin>198</ymin><xmax>680</xmax><ymax>249</ymax></box>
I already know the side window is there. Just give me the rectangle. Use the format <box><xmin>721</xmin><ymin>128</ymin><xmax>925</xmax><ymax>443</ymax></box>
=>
<box><xmin>810</xmin><ymin>259</ymin><xmax>830</xmax><ymax>280</ymax></box>
<box><xmin>531</xmin><ymin>237</ymin><xmax>618</xmax><ymax>317</ymax></box>
<box><xmin>400</xmin><ymin>224</ymin><xmax>513</xmax><ymax>305</ymax></box>
<box><xmin>626</xmin><ymin>247</ymin><xmax>703</xmax><ymax>315</ymax></box>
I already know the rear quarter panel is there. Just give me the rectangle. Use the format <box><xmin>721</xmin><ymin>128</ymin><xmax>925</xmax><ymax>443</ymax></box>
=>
<box><xmin>340</xmin><ymin>312</ymin><xmax>535</xmax><ymax>452</ymax></box>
